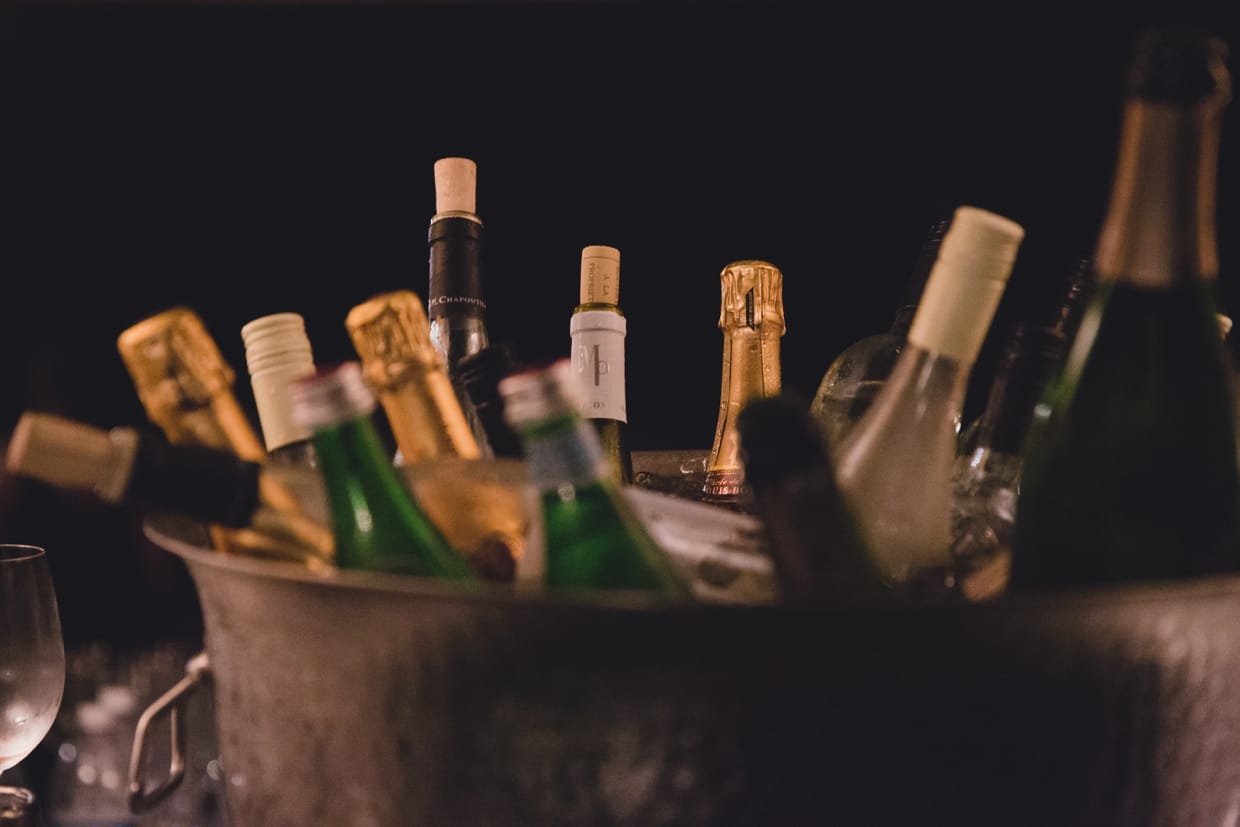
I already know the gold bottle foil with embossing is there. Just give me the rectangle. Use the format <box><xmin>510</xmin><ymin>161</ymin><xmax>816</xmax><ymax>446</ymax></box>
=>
<box><xmin>117</xmin><ymin>308</ymin><xmax>335</xmax><ymax>568</ymax></box>
<box><xmin>346</xmin><ymin>290</ymin><xmax>525</xmax><ymax>581</ymax></box>
<box><xmin>704</xmin><ymin>260</ymin><xmax>785</xmax><ymax>501</ymax></box>
<box><xmin>345</xmin><ymin>290</ymin><xmax>480</xmax><ymax>463</ymax></box>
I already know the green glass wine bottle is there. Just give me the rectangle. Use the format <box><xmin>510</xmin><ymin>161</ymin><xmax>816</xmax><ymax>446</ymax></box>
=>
<box><xmin>290</xmin><ymin>361</ymin><xmax>479</xmax><ymax>582</ymax></box>
<box><xmin>1012</xmin><ymin>27</ymin><xmax>1240</xmax><ymax>588</ymax></box>
<box><xmin>499</xmin><ymin>359</ymin><xmax>691</xmax><ymax>597</ymax></box>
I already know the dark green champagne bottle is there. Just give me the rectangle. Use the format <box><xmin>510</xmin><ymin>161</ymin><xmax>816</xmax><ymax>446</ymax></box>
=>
<box><xmin>290</xmin><ymin>361</ymin><xmax>479</xmax><ymax>582</ymax></box>
<box><xmin>499</xmin><ymin>359</ymin><xmax>690</xmax><ymax>596</ymax></box>
<box><xmin>1012</xmin><ymin>27</ymin><xmax>1240</xmax><ymax>588</ymax></box>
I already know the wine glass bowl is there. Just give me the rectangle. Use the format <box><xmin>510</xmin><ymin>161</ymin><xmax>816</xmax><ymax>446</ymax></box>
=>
<box><xmin>0</xmin><ymin>544</ymin><xmax>65</xmax><ymax>776</ymax></box>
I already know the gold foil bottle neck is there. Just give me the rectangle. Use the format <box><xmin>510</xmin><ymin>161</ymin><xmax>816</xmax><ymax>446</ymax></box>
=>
<box><xmin>705</xmin><ymin>260</ymin><xmax>786</xmax><ymax>503</ymax></box>
<box><xmin>718</xmin><ymin>260</ymin><xmax>786</xmax><ymax>334</ymax></box>
<box><xmin>116</xmin><ymin>307</ymin><xmax>265</xmax><ymax>459</ymax></box>
<box><xmin>345</xmin><ymin>289</ymin><xmax>480</xmax><ymax>463</ymax></box>
<box><xmin>345</xmin><ymin>291</ymin><xmax>444</xmax><ymax>392</ymax></box>
<box><xmin>117</xmin><ymin>308</ymin><xmax>235</xmax><ymax>414</ymax></box>
<box><xmin>579</xmin><ymin>245</ymin><xmax>621</xmax><ymax>306</ymax></box>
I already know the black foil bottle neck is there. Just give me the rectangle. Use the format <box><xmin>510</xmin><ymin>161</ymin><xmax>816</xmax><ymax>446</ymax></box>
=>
<box><xmin>428</xmin><ymin>215</ymin><xmax>486</xmax><ymax>320</ymax></box>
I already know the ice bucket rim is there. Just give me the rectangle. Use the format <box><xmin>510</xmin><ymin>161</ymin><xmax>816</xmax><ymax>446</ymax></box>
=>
<box><xmin>143</xmin><ymin>514</ymin><xmax>1240</xmax><ymax>618</ymax></box>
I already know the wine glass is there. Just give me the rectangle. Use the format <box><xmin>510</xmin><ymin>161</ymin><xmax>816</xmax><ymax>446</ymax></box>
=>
<box><xmin>0</xmin><ymin>545</ymin><xmax>65</xmax><ymax>787</ymax></box>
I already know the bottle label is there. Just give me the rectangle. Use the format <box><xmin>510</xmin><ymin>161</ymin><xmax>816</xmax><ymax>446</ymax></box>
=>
<box><xmin>569</xmin><ymin>309</ymin><xmax>627</xmax><ymax>424</ymax></box>
<box><xmin>428</xmin><ymin>216</ymin><xmax>486</xmax><ymax>319</ymax></box>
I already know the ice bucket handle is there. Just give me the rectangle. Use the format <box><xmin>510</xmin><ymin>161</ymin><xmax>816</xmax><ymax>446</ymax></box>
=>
<box><xmin>127</xmin><ymin>650</ymin><xmax>212</xmax><ymax>815</ymax></box>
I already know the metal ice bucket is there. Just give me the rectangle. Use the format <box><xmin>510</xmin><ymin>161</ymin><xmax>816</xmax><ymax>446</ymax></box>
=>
<box><xmin>130</xmin><ymin>456</ymin><xmax>1240</xmax><ymax>826</ymax></box>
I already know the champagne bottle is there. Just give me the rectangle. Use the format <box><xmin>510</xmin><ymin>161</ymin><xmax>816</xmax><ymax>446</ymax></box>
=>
<box><xmin>499</xmin><ymin>359</ymin><xmax>690</xmax><ymax>597</ymax></box>
<box><xmin>1012</xmin><ymin>27</ymin><xmax>1240</xmax><ymax>588</ymax></box>
<box><xmin>5</xmin><ymin>411</ymin><xmax>330</xmax><ymax>566</ymax></box>
<box><xmin>427</xmin><ymin>156</ymin><xmax>491</xmax><ymax>450</ymax></box>
<box><xmin>240</xmin><ymin>312</ymin><xmax>318</xmax><ymax>467</ymax></box>
<box><xmin>453</xmin><ymin>342</ymin><xmax>525</xmax><ymax>460</ymax></box>
<box><xmin>116</xmin><ymin>307</ymin><xmax>334</xmax><ymax>566</ymax></box>
<box><xmin>703</xmin><ymin>260</ymin><xmax>785</xmax><ymax>507</ymax></box>
<box><xmin>834</xmin><ymin>206</ymin><xmax>1025</xmax><ymax>589</ymax></box>
<box><xmin>736</xmin><ymin>394</ymin><xmax>889</xmax><ymax>605</ymax></box>
<box><xmin>569</xmin><ymin>244</ymin><xmax>634</xmax><ymax>486</ymax></box>
<box><xmin>289</xmin><ymin>362</ymin><xmax>478</xmax><ymax>582</ymax></box>
<box><xmin>809</xmin><ymin>218</ymin><xmax>951</xmax><ymax>449</ymax></box>
<box><xmin>345</xmin><ymin>290</ymin><xmax>523</xmax><ymax>581</ymax></box>
<box><xmin>949</xmin><ymin>323</ymin><xmax>1067</xmax><ymax>600</ymax></box>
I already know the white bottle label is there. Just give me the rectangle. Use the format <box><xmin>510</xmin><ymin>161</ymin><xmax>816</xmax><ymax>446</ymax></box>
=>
<box><xmin>569</xmin><ymin>309</ymin><xmax>627</xmax><ymax>424</ymax></box>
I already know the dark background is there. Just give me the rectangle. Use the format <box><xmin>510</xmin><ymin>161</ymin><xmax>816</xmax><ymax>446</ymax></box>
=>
<box><xmin>0</xmin><ymin>0</ymin><xmax>1239</xmax><ymax>646</ymax></box>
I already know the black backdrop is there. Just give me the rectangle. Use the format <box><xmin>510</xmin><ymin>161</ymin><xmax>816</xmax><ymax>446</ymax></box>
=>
<box><xmin>1</xmin><ymin>1</ymin><xmax>1240</xmax><ymax>645</ymax></box>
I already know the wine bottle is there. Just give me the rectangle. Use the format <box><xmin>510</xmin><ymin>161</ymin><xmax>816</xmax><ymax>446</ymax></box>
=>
<box><xmin>736</xmin><ymin>394</ymin><xmax>889</xmax><ymax>605</ymax></box>
<box><xmin>345</xmin><ymin>289</ymin><xmax>524</xmax><ymax>581</ymax></box>
<box><xmin>834</xmin><ymin>206</ymin><xmax>1025</xmax><ymax>588</ymax></box>
<box><xmin>1049</xmin><ymin>256</ymin><xmax>1096</xmax><ymax>342</ymax></box>
<box><xmin>956</xmin><ymin>256</ymin><xmax>1092</xmax><ymax>456</ymax></box>
<box><xmin>240</xmin><ymin>312</ymin><xmax>318</xmax><ymax>467</ymax></box>
<box><xmin>569</xmin><ymin>244</ymin><xmax>634</xmax><ymax>486</ymax></box>
<box><xmin>452</xmin><ymin>342</ymin><xmax>525</xmax><ymax>460</ymax></box>
<box><xmin>427</xmin><ymin>156</ymin><xmax>491</xmax><ymax>450</ymax></box>
<box><xmin>1012</xmin><ymin>27</ymin><xmax>1240</xmax><ymax>588</ymax></box>
<box><xmin>116</xmin><ymin>307</ymin><xmax>334</xmax><ymax>566</ymax></box>
<box><xmin>809</xmin><ymin>217</ymin><xmax>951</xmax><ymax>449</ymax></box>
<box><xmin>5</xmin><ymin>411</ymin><xmax>331</xmax><ymax>568</ymax></box>
<box><xmin>499</xmin><ymin>359</ymin><xmax>690</xmax><ymax>597</ymax></box>
<box><xmin>289</xmin><ymin>362</ymin><xmax>478</xmax><ymax>582</ymax></box>
<box><xmin>703</xmin><ymin>260</ymin><xmax>785</xmax><ymax>507</ymax></box>
<box><xmin>949</xmin><ymin>323</ymin><xmax>1067</xmax><ymax>600</ymax></box>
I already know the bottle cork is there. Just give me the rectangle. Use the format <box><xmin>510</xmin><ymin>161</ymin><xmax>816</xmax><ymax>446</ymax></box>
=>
<box><xmin>434</xmin><ymin>157</ymin><xmax>478</xmax><ymax>217</ymax></box>
<box><xmin>579</xmin><ymin>245</ymin><xmax>621</xmax><ymax>306</ymax></box>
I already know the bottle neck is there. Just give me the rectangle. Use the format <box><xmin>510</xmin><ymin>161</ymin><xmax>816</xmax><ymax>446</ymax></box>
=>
<box><xmin>570</xmin><ymin>307</ymin><xmax>627</xmax><ymax>424</ymax></box>
<box><xmin>888</xmin><ymin>304</ymin><xmax>918</xmax><ymax>339</ymax></box>
<box><xmin>310</xmin><ymin>415</ymin><xmax>396</xmax><ymax>492</ymax></box>
<box><xmin>706</xmin><ymin>318</ymin><xmax>783</xmax><ymax>491</ymax></box>
<box><xmin>1095</xmin><ymin>96</ymin><xmax>1224</xmax><ymax>287</ymax></box>
<box><xmin>374</xmin><ymin>368</ymin><xmax>481</xmax><ymax>463</ymax></box>
<box><xmin>428</xmin><ymin>215</ymin><xmax>487</xmax><ymax>324</ymax></box>
<box><xmin>429</xmin><ymin>316</ymin><xmax>490</xmax><ymax>367</ymax></box>
<box><xmin>972</xmin><ymin>328</ymin><xmax>1066</xmax><ymax>457</ymax></box>
<box><xmin>519</xmin><ymin>415</ymin><xmax>608</xmax><ymax>492</ymax></box>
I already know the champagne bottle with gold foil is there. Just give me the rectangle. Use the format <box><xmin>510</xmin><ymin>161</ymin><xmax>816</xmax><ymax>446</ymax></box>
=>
<box><xmin>569</xmin><ymin>245</ymin><xmax>634</xmax><ymax>486</ymax></box>
<box><xmin>345</xmin><ymin>290</ymin><xmax>523</xmax><ymax>581</ymax></box>
<box><xmin>703</xmin><ymin>260</ymin><xmax>785</xmax><ymax>506</ymax></box>
<box><xmin>116</xmin><ymin>308</ymin><xmax>334</xmax><ymax>568</ymax></box>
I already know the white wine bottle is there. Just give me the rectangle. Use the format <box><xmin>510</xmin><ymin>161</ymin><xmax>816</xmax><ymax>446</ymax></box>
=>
<box><xmin>569</xmin><ymin>245</ymin><xmax>633</xmax><ymax>486</ymax></box>
<box><xmin>1012</xmin><ymin>27</ymin><xmax>1240</xmax><ymax>588</ymax></box>
<box><xmin>834</xmin><ymin>206</ymin><xmax>1025</xmax><ymax>590</ymax></box>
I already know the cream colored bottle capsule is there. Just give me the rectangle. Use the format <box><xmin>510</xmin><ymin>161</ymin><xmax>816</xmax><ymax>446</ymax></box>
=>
<box><xmin>704</xmin><ymin>260</ymin><xmax>785</xmax><ymax>501</ymax></box>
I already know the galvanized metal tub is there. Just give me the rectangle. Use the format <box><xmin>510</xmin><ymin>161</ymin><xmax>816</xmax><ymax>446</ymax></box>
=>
<box><xmin>133</xmin><ymin>457</ymin><xmax>1240</xmax><ymax>827</ymax></box>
